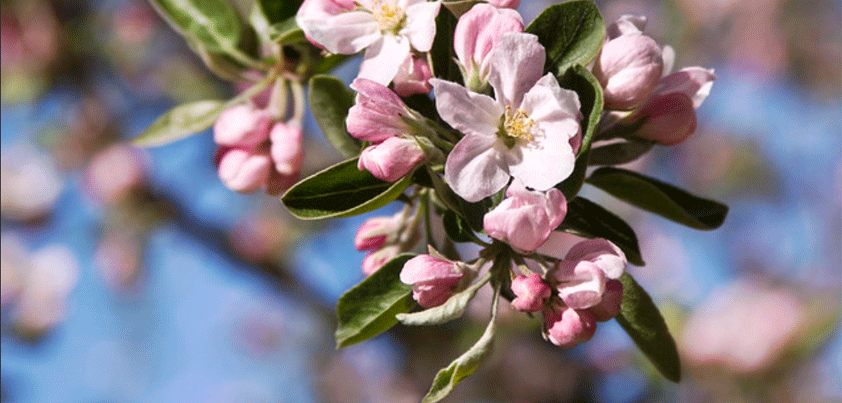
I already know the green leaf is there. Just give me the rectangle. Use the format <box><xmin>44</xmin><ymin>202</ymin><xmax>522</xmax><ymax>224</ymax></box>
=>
<box><xmin>335</xmin><ymin>254</ymin><xmax>415</xmax><ymax>348</ymax></box>
<box><xmin>423</xmin><ymin>284</ymin><xmax>500</xmax><ymax>402</ymax></box>
<box><xmin>308</xmin><ymin>75</ymin><xmax>362</xmax><ymax>158</ymax></box>
<box><xmin>429</xmin><ymin>7</ymin><xmax>462</xmax><ymax>84</ymax></box>
<box><xmin>397</xmin><ymin>272</ymin><xmax>491</xmax><ymax>326</ymax></box>
<box><xmin>149</xmin><ymin>0</ymin><xmax>243</xmax><ymax>54</ymax></box>
<box><xmin>560</xmin><ymin>197</ymin><xmax>645</xmax><ymax>266</ymax></box>
<box><xmin>132</xmin><ymin>100</ymin><xmax>226</xmax><ymax>147</ymax></box>
<box><xmin>282</xmin><ymin>158</ymin><xmax>412</xmax><ymax>219</ymax></box>
<box><xmin>525</xmin><ymin>0</ymin><xmax>605</xmax><ymax>75</ymax></box>
<box><xmin>250</xmin><ymin>1</ymin><xmax>304</xmax><ymax>46</ymax></box>
<box><xmin>616</xmin><ymin>273</ymin><xmax>681</xmax><ymax>383</ymax></box>
<box><xmin>555</xmin><ymin>64</ymin><xmax>603</xmax><ymax>199</ymax></box>
<box><xmin>256</xmin><ymin>0</ymin><xmax>302</xmax><ymax>25</ymax></box>
<box><xmin>269</xmin><ymin>19</ymin><xmax>306</xmax><ymax>44</ymax></box>
<box><xmin>587</xmin><ymin>167</ymin><xmax>729</xmax><ymax>230</ymax></box>
<box><xmin>442</xmin><ymin>210</ymin><xmax>475</xmax><ymax>243</ymax></box>
<box><xmin>589</xmin><ymin>139</ymin><xmax>655</xmax><ymax>166</ymax></box>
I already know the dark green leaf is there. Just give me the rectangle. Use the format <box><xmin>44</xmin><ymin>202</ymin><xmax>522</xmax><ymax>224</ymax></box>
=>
<box><xmin>397</xmin><ymin>272</ymin><xmax>490</xmax><ymax>326</ymax></box>
<box><xmin>423</xmin><ymin>284</ymin><xmax>500</xmax><ymax>402</ymax></box>
<box><xmin>616</xmin><ymin>273</ymin><xmax>681</xmax><ymax>382</ymax></box>
<box><xmin>525</xmin><ymin>0</ymin><xmax>605</xmax><ymax>75</ymax></box>
<box><xmin>429</xmin><ymin>7</ymin><xmax>463</xmax><ymax>84</ymax></box>
<box><xmin>589</xmin><ymin>139</ymin><xmax>655</xmax><ymax>166</ymax></box>
<box><xmin>282</xmin><ymin>158</ymin><xmax>411</xmax><ymax>219</ymax></box>
<box><xmin>269</xmin><ymin>19</ymin><xmax>306</xmax><ymax>44</ymax></box>
<box><xmin>560</xmin><ymin>197</ymin><xmax>644</xmax><ymax>266</ymax></box>
<box><xmin>149</xmin><ymin>0</ymin><xmax>243</xmax><ymax>53</ymax></box>
<box><xmin>256</xmin><ymin>0</ymin><xmax>302</xmax><ymax>25</ymax></box>
<box><xmin>308</xmin><ymin>75</ymin><xmax>362</xmax><ymax>158</ymax></box>
<box><xmin>555</xmin><ymin>65</ymin><xmax>603</xmax><ymax>198</ymax></box>
<box><xmin>587</xmin><ymin>167</ymin><xmax>729</xmax><ymax>230</ymax></box>
<box><xmin>335</xmin><ymin>254</ymin><xmax>415</xmax><ymax>348</ymax></box>
<box><xmin>132</xmin><ymin>100</ymin><xmax>226</xmax><ymax>147</ymax></box>
<box><xmin>442</xmin><ymin>210</ymin><xmax>474</xmax><ymax>243</ymax></box>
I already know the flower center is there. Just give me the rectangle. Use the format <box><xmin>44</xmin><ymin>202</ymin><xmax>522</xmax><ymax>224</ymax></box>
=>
<box><xmin>372</xmin><ymin>1</ymin><xmax>405</xmax><ymax>34</ymax></box>
<box><xmin>499</xmin><ymin>105</ymin><xmax>535</xmax><ymax>146</ymax></box>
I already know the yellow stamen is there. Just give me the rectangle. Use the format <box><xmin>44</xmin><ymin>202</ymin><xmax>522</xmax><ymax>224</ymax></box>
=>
<box><xmin>503</xmin><ymin>105</ymin><xmax>535</xmax><ymax>141</ymax></box>
<box><xmin>372</xmin><ymin>1</ymin><xmax>404</xmax><ymax>34</ymax></box>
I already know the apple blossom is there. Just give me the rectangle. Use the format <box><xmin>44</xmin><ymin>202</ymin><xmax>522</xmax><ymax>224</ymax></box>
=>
<box><xmin>510</xmin><ymin>273</ymin><xmax>551</xmax><ymax>312</ymax></box>
<box><xmin>483</xmin><ymin>184</ymin><xmax>567</xmax><ymax>253</ymax></box>
<box><xmin>216</xmin><ymin>147</ymin><xmax>275</xmax><ymax>194</ymax></box>
<box><xmin>433</xmin><ymin>32</ymin><xmax>581</xmax><ymax>202</ymax></box>
<box><xmin>400</xmin><ymin>254</ymin><xmax>466</xmax><ymax>308</ymax></box>
<box><xmin>355</xmin><ymin>215</ymin><xmax>402</xmax><ymax>251</ymax></box>
<box><xmin>588</xmin><ymin>279</ymin><xmax>623</xmax><ymax>321</ymax></box>
<box><xmin>362</xmin><ymin>245</ymin><xmax>401</xmax><ymax>276</ymax></box>
<box><xmin>213</xmin><ymin>104</ymin><xmax>273</xmax><ymax>147</ymax></box>
<box><xmin>453</xmin><ymin>3</ymin><xmax>523</xmax><ymax>92</ymax></box>
<box><xmin>269</xmin><ymin>121</ymin><xmax>304</xmax><ymax>182</ymax></box>
<box><xmin>392</xmin><ymin>54</ymin><xmax>433</xmax><ymax>96</ymax></box>
<box><xmin>542</xmin><ymin>302</ymin><xmax>597</xmax><ymax>348</ymax></box>
<box><xmin>346</xmin><ymin>78</ymin><xmax>422</xmax><ymax>143</ymax></box>
<box><xmin>296</xmin><ymin>0</ymin><xmax>441</xmax><ymax>85</ymax></box>
<box><xmin>593</xmin><ymin>29</ymin><xmax>663</xmax><ymax>110</ymax></box>
<box><xmin>358</xmin><ymin>136</ymin><xmax>427</xmax><ymax>182</ymax></box>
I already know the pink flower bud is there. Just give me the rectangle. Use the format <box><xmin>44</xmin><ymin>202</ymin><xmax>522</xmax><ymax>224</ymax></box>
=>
<box><xmin>355</xmin><ymin>215</ymin><xmax>401</xmax><ymax>251</ymax></box>
<box><xmin>543</xmin><ymin>303</ymin><xmax>597</xmax><ymax>348</ymax></box>
<box><xmin>549</xmin><ymin>260</ymin><xmax>606</xmax><ymax>310</ymax></box>
<box><xmin>213</xmin><ymin>105</ymin><xmax>273</xmax><ymax>147</ymax></box>
<box><xmin>594</xmin><ymin>32</ymin><xmax>663</xmax><ymax>110</ymax></box>
<box><xmin>607</xmin><ymin>15</ymin><xmax>647</xmax><ymax>39</ymax></box>
<box><xmin>400</xmin><ymin>255</ymin><xmax>465</xmax><ymax>308</ymax></box>
<box><xmin>216</xmin><ymin>147</ymin><xmax>273</xmax><ymax>194</ymax></box>
<box><xmin>589</xmin><ymin>279</ymin><xmax>623</xmax><ymax>321</ymax></box>
<box><xmin>510</xmin><ymin>273</ymin><xmax>551</xmax><ymax>312</ymax></box>
<box><xmin>357</xmin><ymin>136</ymin><xmax>426</xmax><ymax>182</ymax></box>
<box><xmin>269</xmin><ymin>122</ymin><xmax>304</xmax><ymax>176</ymax></box>
<box><xmin>485</xmin><ymin>0</ymin><xmax>521</xmax><ymax>9</ymax></box>
<box><xmin>453</xmin><ymin>4</ymin><xmax>523</xmax><ymax>90</ymax></box>
<box><xmin>362</xmin><ymin>245</ymin><xmax>400</xmax><ymax>276</ymax></box>
<box><xmin>564</xmin><ymin>238</ymin><xmax>627</xmax><ymax>279</ymax></box>
<box><xmin>483</xmin><ymin>186</ymin><xmax>567</xmax><ymax>253</ymax></box>
<box><xmin>346</xmin><ymin>78</ymin><xmax>416</xmax><ymax>143</ymax></box>
<box><xmin>654</xmin><ymin>67</ymin><xmax>716</xmax><ymax>108</ymax></box>
<box><xmin>630</xmin><ymin>92</ymin><xmax>697</xmax><ymax>145</ymax></box>
<box><xmin>393</xmin><ymin>54</ymin><xmax>433</xmax><ymax>96</ymax></box>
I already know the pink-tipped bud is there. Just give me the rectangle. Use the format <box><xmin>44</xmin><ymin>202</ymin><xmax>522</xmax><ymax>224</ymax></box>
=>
<box><xmin>355</xmin><ymin>215</ymin><xmax>401</xmax><ymax>251</ymax></box>
<box><xmin>269</xmin><ymin>122</ymin><xmax>304</xmax><ymax>176</ymax></box>
<box><xmin>400</xmin><ymin>255</ymin><xmax>465</xmax><ymax>308</ymax></box>
<box><xmin>216</xmin><ymin>147</ymin><xmax>273</xmax><ymax>194</ymax></box>
<box><xmin>543</xmin><ymin>303</ymin><xmax>597</xmax><ymax>348</ymax></box>
<box><xmin>362</xmin><ymin>245</ymin><xmax>400</xmax><ymax>276</ymax></box>
<box><xmin>550</xmin><ymin>260</ymin><xmax>606</xmax><ymax>310</ymax></box>
<box><xmin>453</xmin><ymin>4</ymin><xmax>523</xmax><ymax>91</ymax></box>
<box><xmin>393</xmin><ymin>55</ymin><xmax>433</xmax><ymax>96</ymax></box>
<box><xmin>629</xmin><ymin>92</ymin><xmax>697</xmax><ymax>145</ymax></box>
<box><xmin>213</xmin><ymin>105</ymin><xmax>273</xmax><ymax>147</ymax></box>
<box><xmin>607</xmin><ymin>15</ymin><xmax>647</xmax><ymax>39</ymax></box>
<box><xmin>564</xmin><ymin>238</ymin><xmax>627</xmax><ymax>280</ymax></box>
<box><xmin>510</xmin><ymin>273</ymin><xmax>552</xmax><ymax>312</ymax></box>
<box><xmin>485</xmin><ymin>0</ymin><xmax>521</xmax><ymax>8</ymax></box>
<box><xmin>589</xmin><ymin>279</ymin><xmax>624</xmax><ymax>321</ymax></box>
<box><xmin>483</xmin><ymin>185</ymin><xmax>567</xmax><ymax>253</ymax></box>
<box><xmin>594</xmin><ymin>33</ymin><xmax>664</xmax><ymax>111</ymax></box>
<box><xmin>346</xmin><ymin>78</ymin><xmax>415</xmax><ymax>143</ymax></box>
<box><xmin>358</xmin><ymin>136</ymin><xmax>426</xmax><ymax>182</ymax></box>
<box><xmin>654</xmin><ymin>67</ymin><xmax>716</xmax><ymax>108</ymax></box>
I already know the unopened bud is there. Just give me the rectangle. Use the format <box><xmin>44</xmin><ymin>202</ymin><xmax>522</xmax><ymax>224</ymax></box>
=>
<box><xmin>400</xmin><ymin>255</ymin><xmax>465</xmax><ymax>308</ymax></box>
<box><xmin>510</xmin><ymin>273</ymin><xmax>552</xmax><ymax>312</ymax></box>
<box><xmin>543</xmin><ymin>303</ymin><xmax>597</xmax><ymax>348</ymax></box>
<box><xmin>393</xmin><ymin>55</ymin><xmax>433</xmax><ymax>96</ymax></box>
<box><xmin>358</xmin><ymin>136</ymin><xmax>426</xmax><ymax>182</ymax></box>
<box><xmin>213</xmin><ymin>105</ymin><xmax>272</xmax><ymax>147</ymax></box>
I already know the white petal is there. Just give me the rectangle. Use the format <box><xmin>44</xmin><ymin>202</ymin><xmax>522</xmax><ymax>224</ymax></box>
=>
<box><xmin>506</xmin><ymin>122</ymin><xmax>576</xmax><ymax>191</ymax></box>
<box><xmin>358</xmin><ymin>36</ymin><xmax>411</xmax><ymax>85</ymax></box>
<box><xmin>445</xmin><ymin>134</ymin><xmax>509</xmax><ymax>202</ymax></box>
<box><xmin>430</xmin><ymin>78</ymin><xmax>502</xmax><ymax>136</ymax></box>
<box><xmin>401</xmin><ymin>1</ymin><xmax>440</xmax><ymax>52</ymax></box>
<box><xmin>307</xmin><ymin>10</ymin><xmax>380</xmax><ymax>54</ymax></box>
<box><xmin>487</xmin><ymin>33</ymin><xmax>545</xmax><ymax>107</ymax></box>
<box><xmin>519</xmin><ymin>74</ymin><xmax>581</xmax><ymax>125</ymax></box>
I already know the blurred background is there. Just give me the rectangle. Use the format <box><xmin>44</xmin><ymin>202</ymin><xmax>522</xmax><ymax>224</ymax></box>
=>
<box><xmin>1</xmin><ymin>0</ymin><xmax>840</xmax><ymax>401</ymax></box>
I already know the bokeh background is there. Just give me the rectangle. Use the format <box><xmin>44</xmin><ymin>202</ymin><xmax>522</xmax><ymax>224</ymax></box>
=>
<box><xmin>1</xmin><ymin>0</ymin><xmax>840</xmax><ymax>401</ymax></box>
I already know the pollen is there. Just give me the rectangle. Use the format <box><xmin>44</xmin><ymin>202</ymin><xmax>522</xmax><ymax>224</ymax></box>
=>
<box><xmin>372</xmin><ymin>1</ymin><xmax>405</xmax><ymax>34</ymax></box>
<box><xmin>503</xmin><ymin>105</ymin><xmax>535</xmax><ymax>141</ymax></box>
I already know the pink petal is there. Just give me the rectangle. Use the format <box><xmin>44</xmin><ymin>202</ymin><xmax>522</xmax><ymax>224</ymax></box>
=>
<box><xmin>401</xmin><ymin>1</ymin><xmax>440</xmax><ymax>52</ymax></box>
<box><xmin>487</xmin><ymin>32</ymin><xmax>545</xmax><ymax>107</ymax></box>
<box><xmin>358</xmin><ymin>36</ymin><xmax>411</xmax><ymax>85</ymax></box>
<box><xmin>444</xmin><ymin>134</ymin><xmax>510</xmax><ymax>202</ymax></box>
<box><xmin>430</xmin><ymin>78</ymin><xmax>501</xmax><ymax>136</ymax></box>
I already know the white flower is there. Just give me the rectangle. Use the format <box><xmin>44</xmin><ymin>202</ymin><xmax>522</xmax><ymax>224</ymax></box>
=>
<box><xmin>432</xmin><ymin>32</ymin><xmax>581</xmax><ymax>202</ymax></box>
<box><xmin>296</xmin><ymin>0</ymin><xmax>441</xmax><ymax>85</ymax></box>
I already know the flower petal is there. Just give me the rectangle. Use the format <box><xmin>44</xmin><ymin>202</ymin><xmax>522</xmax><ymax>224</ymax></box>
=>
<box><xmin>401</xmin><ymin>1</ymin><xmax>441</xmax><ymax>52</ymax></box>
<box><xmin>430</xmin><ymin>78</ymin><xmax>502</xmax><ymax>136</ymax></box>
<box><xmin>358</xmin><ymin>36</ymin><xmax>411</xmax><ymax>85</ymax></box>
<box><xmin>445</xmin><ymin>134</ymin><xmax>509</xmax><ymax>202</ymax></box>
<box><xmin>304</xmin><ymin>10</ymin><xmax>380</xmax><ymax>54</ymax></box>
<box><xmin>487</xmin><ymin>32</ymin><xmax>545</xmax><ymax>107</ymax></box>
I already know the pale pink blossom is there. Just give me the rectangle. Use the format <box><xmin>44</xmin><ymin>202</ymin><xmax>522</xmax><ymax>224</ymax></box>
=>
<box><xmin>453</xmin><ymin>3</ymin><xmax>523</xmax><ymax>91</ymax></box>
<box><xmin>606</xmin><ymin>15</ymin><xmax>647</xmax><ymax>39</ymax></box>
<box><xmin>542</xmin><ymin>303</ymin><xmax>597</xmax><ymax>348</ymax></box>
<box><xmin>433</xmin><ymin>32</ymin><xmax>581</xmax><ymax>202</ymax></box>
<box><xmin>588</xmin><ymin>279</ymin><xmax>623</xmax><ymax>321</ymax></box>
<box><xmin>594</xmin><ymin>31</ymin><xmax>663</xmax><ymax>110</ymax></box>
<box><xmin>400</xmin><ymin>255</ymin><xmax>465</xmax><ymax>308</ymax></box>
<box><xmin>392</xmin><ymin>54</ymin><xmax>433</xmax><ymax>96</ymax></box>
<box><xmin>355</xmin><ymin>215</ymin><xmax>402</xmax><ymax>251</ymax></box>
<box><xmin>549</xmin><ymin>260</ymin><xmax>606</xmax><ymax>310</ymax></box>
<box><xmin>564</xmin><ymin>238</ymin><xmax>627</xmax><ymax>279</ymax></box>
<box><xmin>346</xmin><ymin>78</ymin><xmax>419</xmax><ymax>143</ymax></box>
<box><xmin>627</xmin><ymin>92</ymin><xmax>697</xmax><ymax>145</ymax></box>
<box><xmin>483</xmin><ymin>184</ymin><xmax>567</xmax><ymax>253</ymax></box>
<box><xmin>358</xmin><ymin>136</ymin><xmax>427</xmax><ymax>182</ymax></box>
<box><xmin>510</xmin><ymin>273</ymin><xmax>551</xmax><ymax>312</ymax></box>
<box><xmin>269</xmin><ymin>121</ymin><xmax>304</xmax><ymax>178</ymax></box>
<box><xmin>362</xmin><ymin>245</ymin><xmax>400</xmax><ymax>275</ymax></box>
<box><xmin>217</xmin><ymin>147</ymin><xmax>274</xmax><ymax>194</ymax></box>
<box><xmin>296</xmin><ymin>0</ymin><xmax>441</xmax><ymax>85</ymax></box>
<box><xmin>213</xmin><ymin>105</ymin><xmax>273</xmax><ymax>147</ymax></box>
